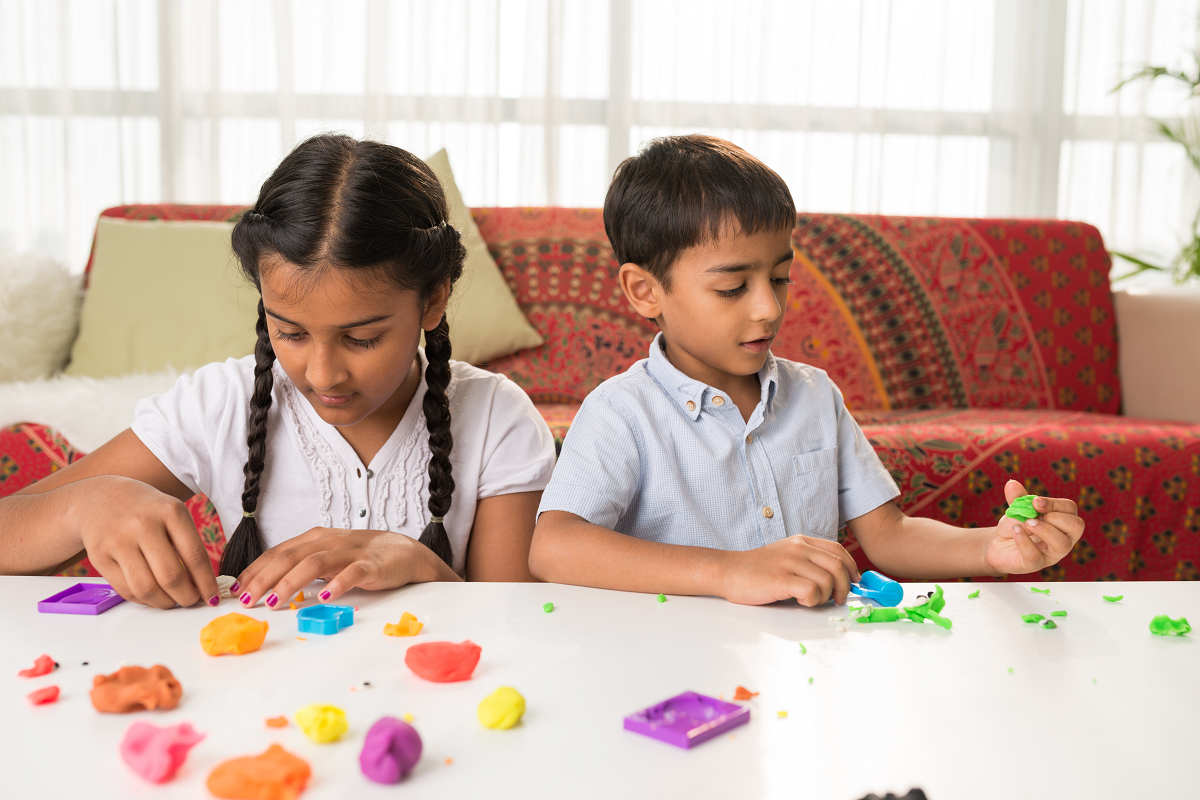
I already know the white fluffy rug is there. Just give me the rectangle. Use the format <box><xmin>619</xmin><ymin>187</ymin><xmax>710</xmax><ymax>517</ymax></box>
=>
<box><xmin>0</xmin><ymin>369</ymin><xmax>185</xmax><ymax>453</ymax></box>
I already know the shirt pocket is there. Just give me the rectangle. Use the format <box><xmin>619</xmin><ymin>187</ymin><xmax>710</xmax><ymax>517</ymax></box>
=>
<box><xmin>790</xmin><ymin>447</ymin><xmax>840</xmax><ymax>538</ymax></box>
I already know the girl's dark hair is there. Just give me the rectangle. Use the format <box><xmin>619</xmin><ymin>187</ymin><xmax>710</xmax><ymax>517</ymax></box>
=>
<box><xmin>219</xmin><ymin>135</ymin><xmax>466</xmax><ymax>576</ymax></box>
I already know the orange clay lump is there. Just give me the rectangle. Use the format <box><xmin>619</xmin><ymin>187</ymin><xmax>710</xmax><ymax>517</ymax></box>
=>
<box><xmin>207</xmin><ymin>744</ymin><xmax>311</xmax><ymax>800</ymax></box>
<box><xmin>201</xmin><ymin>613</ymin><xmax>269</xmax><ymax>656</ymax></box>
<box><xmin>383</xmin><ymin>612</ymin><xmax>423</xmax><ymax>637</ymax></box>
<box><xmin>405</xmin><ymin>641</ymin><xmax>482</xmax><ymax>682</ymax></box>
<box><xmin>90</xmin><ymin>665</ymin><xmax>182</xmax><ymax>713</ymax></box>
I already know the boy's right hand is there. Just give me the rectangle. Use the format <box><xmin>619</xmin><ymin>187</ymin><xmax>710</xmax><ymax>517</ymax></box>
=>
<box><xmin>718</xmin><ymin>534</ymin><xmax>861</xmax><ymax>606</ymax></box>
<box><xmin>70</xmin><ymin>476</ymin><xmax>219</xmax><ymax>609</ymax></box>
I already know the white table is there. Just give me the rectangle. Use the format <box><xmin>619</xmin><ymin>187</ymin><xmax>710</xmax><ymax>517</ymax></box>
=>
<box><xmin>2</xmin><ymin>578</ymin><xmax>1196</xmax><ymax>800</ymax></box>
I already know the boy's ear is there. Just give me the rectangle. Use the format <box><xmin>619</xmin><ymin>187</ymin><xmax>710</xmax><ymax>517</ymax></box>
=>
<box><xmin>619</xmin><ymin>263</ymin><xmax>663</xmax><ymax>321</ymax></box>
<box><xmin>422</xmin><ymin>279</ymin><xmax>453</xmax><ymax>330</ymax></box>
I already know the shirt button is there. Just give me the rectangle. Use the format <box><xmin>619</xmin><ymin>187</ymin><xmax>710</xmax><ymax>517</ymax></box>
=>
<box><xmin>686</xmin><ymin>400</ymin><xmax>696</xmax><ymax>411</ymax></box>
<box><xmin>366</xmin><ymin>468</ymin><xmax>374</xmax><ymax>479</ymax></box>
<box><xmin>746</xmin><ymin>434</ymin><xmax>754</xmax><ymax>444</ymax></box>
<box><xmin>762</xmin><ymin>506</ymin><xmax>774</xmax><ymax>519</ymax></box>
<box><xmin>358</xmin><ymin>507</ymin><xmax>367</xmax><ymax>518</ymax></box>
<box><xmin>713</xmin><ymin>396</ymin><xmax>725</xmax><ymax>406</ymax></box>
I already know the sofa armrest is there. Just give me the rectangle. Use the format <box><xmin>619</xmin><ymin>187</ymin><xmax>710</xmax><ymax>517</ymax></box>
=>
<box><xmin>1114</xmin><ymin>287</ymin><xmax>1200</xmax><ymax>423</ymax></box>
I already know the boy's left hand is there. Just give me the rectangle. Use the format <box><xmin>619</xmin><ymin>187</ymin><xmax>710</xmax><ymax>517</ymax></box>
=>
<box><xmin>986</xmin><ymin>480</ymin><xmax>1084</xmax><ymax>575</ymax></box>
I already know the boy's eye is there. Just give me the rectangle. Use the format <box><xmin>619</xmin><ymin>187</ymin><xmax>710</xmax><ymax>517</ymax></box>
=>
<box><xmin>771</xmin><ymin>277</ymin><xmax>795</xmax><ymax>287</ymax></box>
<box><xmin>717</xmin><ymin>284</ymin><xmax>748</xmax><ymax>298</ymax></box>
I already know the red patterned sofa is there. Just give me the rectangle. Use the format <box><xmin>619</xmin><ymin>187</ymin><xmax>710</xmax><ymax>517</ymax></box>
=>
<box><xmin>3</xmin><ymin>205</ymin><xmax>1198</xmax><ymax>584</ymax></box>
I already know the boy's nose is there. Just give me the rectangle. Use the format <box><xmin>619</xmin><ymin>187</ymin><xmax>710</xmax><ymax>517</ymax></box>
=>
<box><xmin>750</xmin><ymin>284</ymin><xmax>782</xmax><ymax>322</ymax></box>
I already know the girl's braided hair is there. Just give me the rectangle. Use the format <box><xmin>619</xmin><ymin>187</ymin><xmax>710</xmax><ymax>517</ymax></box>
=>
<box><xmin>219</xmin><ymin>135</ymin><xmax>465</xmax><ymax>576</ymax></box>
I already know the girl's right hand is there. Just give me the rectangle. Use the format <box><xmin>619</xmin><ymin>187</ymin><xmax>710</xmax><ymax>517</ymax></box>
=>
<box><xmin>70</xmin><ymin>475</ymin><xmax>220</xmax><ymax>609</ymax></box>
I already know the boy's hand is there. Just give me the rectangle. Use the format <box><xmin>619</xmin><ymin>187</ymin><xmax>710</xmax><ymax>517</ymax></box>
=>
<box><xmin>719</xmin><ymin>534</ymin><xmax>861</xmax><ymax>607</ymax></box>
<box><xmin>986</xmin><ymin>480</ymin><xmax>1084</xmax><ymax>575</ymax></box>
<box><xmin>232</xmin><ymin>526</ymin><xmax>459</xmax><ymax>609</ymax></box>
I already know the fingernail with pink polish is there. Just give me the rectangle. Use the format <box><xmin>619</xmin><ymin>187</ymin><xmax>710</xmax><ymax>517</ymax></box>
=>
<box><xmin>319</xmin><ymin>590</ymin><xmax>331</xmax><ymax>601</ymax></box>
<box><xmin>240</xmin><ymin>592</ymin><xmax>252</xmax><ymax>605</ymax></box>
<box><xmin>230</xmin><ymin>581</ymin><xmax>240</xmax><ymax>594</ymax></box>
<box><xmin>265</xmin><ymin>593</ymin><xmax>278</xmax><ymax>608</ymax></box>
<box><xmin>208</xmin><ymin>595</ymin><xmax>219</xmax><ymax>607</ymax></box>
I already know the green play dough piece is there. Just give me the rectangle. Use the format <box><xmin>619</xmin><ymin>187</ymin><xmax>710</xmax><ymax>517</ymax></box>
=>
<box><xmin>850</xmin><ymin>585</ymin><xmax>952</xmax><ymax>629</ymax></box>
<box><xmin>852</xmin><ymin>607</ymin><xmax>903</xmax><ymax>623</ymax></box>
<box><xmin>807</xmin><ymin>677</ymin><xmax>813</xmax><ymax>684</ymax></box>
<box><xmin>1022</xmin><ymin>614</ymin><xmax>1045</xmax><ymax>623</ymax></box>
<box><xmin>1041</xmin><ymin>619</ymin><xmax>1057</xmax><ymax>629</ymax></box>
<box><xmin>1103</xmin><ymin>594</ymin><xmax>1123</xmax><ymax>602</ymax></box>
<box><xmin>543</xmin><ymin>602</ymin><xmax>554</xmax><ymax>613</ymax></box>
<box><xmin>1004</xmin><ymin>495</ymin><xmax>1039</xmax><ymax>521</ymax></box>
<box><xmin>1148</xmin><ymin>615</ymin><xmax>1192</xmax><ymax>636</ymax></box>
<box><xmin>656</xmin><ymin>593</ymin><xmax>666</xmax><ymax>603</ymax></box>
<box><xmin>798</xmin><ymin>642</ymin><xmax>806</xmax><ymax>654</ymax></box>
<box><xmin>1030</xmin><ymin>587</ymin><xmax>1050</xmax><ymax>595</ymax></box>
<box><xmin>967</xmin><ymin>589</ymin><xmax>980</xmax><ymax>599</ymax></box>
<box><xmin>1051</xmin><ymin>610</ymin><xmax>1067</xmax><ymax>617</ymax></box>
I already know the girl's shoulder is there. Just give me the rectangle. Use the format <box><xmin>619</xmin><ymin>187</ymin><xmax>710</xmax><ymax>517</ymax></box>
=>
<box><xmin>445</xmin><ymin>360</ymin><xmax>542</xmax><ymax>420</ymax></box>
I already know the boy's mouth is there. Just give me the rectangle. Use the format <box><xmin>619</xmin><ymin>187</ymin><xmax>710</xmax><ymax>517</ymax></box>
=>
<box><xmin>740</xmin><ymin>335</ymin><xmax>774</xmax><ymax>354</ymax></box>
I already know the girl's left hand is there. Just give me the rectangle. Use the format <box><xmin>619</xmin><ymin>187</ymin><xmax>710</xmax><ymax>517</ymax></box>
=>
<box><xmin>231</xmin><ymin>527</ymin><xmax>461</xmax><ymax>610</ymax></box>
<box><xmin>985</xmin><ymin>480</ymin><xmax>1085</xmax><ymax>575</ymax></box>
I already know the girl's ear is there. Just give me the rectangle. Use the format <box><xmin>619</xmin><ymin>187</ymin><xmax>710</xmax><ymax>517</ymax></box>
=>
<box><xmin>421</xmin><ymin>279</ymin><xmax>453</xmax><ymax>331</ymax></box>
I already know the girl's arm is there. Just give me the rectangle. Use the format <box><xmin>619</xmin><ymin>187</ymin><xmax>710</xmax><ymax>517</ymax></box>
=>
<box><xmin>466</xmin><ymin>490</ymin><xmax>541</xmax><ymax>581</ymax></box>
<box><xmin>0</xmin><ymin>429</ymin><xmax>221</xmax><ymax>606</ymax></box>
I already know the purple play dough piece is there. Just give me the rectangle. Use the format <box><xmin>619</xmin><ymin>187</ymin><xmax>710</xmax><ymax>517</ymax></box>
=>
<box><xmin>38</xmin><ymin>582</ymin><xmax>126</xmax><ymax>615</ymax></box>
<box><xmin>623</xmin><ymin>691</ymin><xmax>750</xmax><ymax>749</ymax></box>
<box><xmin>359</xmin><ymin>717</ymin><xmax>422</xmax><ymax>784</ymax></box>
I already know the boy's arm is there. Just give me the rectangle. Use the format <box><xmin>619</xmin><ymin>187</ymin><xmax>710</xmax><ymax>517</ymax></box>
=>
<box><xmin>851</xmin><ymin>479</ymin><xmax>1085</xmax><ymax>579</ymax></box>
<box><xmin>530</xmin><ymin>510</ymin><xmax>861</xmax><ymax>606</ymax></box>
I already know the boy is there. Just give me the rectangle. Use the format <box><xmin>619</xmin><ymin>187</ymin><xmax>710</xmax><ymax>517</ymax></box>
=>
<box><xmin>529</xmin><ymin>135</ymin><xmax>1084</xmax><ymax>606</ymax></box>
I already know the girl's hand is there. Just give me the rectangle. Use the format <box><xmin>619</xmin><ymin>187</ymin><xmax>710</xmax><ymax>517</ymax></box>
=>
<box><xmin>71</xmin><ymin>475</ymin><xmax>220</xmax><ymax>609</ymax></box>
<box><xmin>986</xmin><ymin>480</ymin><xmax>1085</xmax><ymax>575</ymax></box>
<box><xmin>232</xmin><ymin>527</ymin><xmax>461</xmax><ymax>610</ymax></box>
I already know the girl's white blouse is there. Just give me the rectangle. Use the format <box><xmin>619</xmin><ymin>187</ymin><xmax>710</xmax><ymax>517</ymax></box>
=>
<box><xmin>131</xmin><ymin>350</ymin><xmax>557</xmax><ymax>576</ymax></box>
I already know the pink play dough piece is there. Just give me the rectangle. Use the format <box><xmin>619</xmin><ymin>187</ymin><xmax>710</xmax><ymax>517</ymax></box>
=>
<box><xmin>120</xmin><ymin>721</ymin><xmax>206</xmax><ymax>783</ymax></box>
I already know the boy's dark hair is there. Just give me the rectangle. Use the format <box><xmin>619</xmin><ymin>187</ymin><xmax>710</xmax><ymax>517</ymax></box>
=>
<box><xmin>221</xmin><ymin>134</ymin><xmax>465</xmax><ymax>576</ymax></box>
<box><xmin>604</xmin><ymin>134</ymin><xmax>796</xmax><ymax>290</ymax></box>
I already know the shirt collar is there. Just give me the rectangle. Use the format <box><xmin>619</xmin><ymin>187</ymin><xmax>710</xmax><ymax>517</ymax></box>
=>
<box><xmin>646</xmin><ymin>332</ymin><xmax>779</xmax><ymax>422</ymax></box>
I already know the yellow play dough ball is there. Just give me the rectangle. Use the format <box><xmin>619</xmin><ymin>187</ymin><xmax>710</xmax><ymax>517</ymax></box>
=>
<box><xmin>477</xmin><ymin>687</ymin><xmax>525</xmax><ymax>729</ymax></box>
<box><xmin>294</xmin><ymin>704</ymin><xmax>348</xmax><ymax>743</ymax></box>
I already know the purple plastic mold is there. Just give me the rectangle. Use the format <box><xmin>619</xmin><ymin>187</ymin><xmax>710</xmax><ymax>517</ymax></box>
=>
<box><xmin>623</xmin><ymin>691</ymin><xmax>750</xmax><ymax>748</ymax></box>
<box><xmin>38</xmin><ymin>582</ymin><xmax>126</xmax><ymax>615</ymax></box>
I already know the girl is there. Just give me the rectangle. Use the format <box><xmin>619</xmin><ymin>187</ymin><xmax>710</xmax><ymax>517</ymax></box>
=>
<box><xmin>0</xmin><ymin>135</ymin><xmax>557</xmax><ymax>609</ymax></box>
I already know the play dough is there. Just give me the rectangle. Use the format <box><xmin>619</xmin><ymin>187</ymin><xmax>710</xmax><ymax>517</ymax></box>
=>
<box><xmin>1005</xmin><ymin>495</ymin><xmax>1038</xmax><ymax>521</ymax></box>
<box><xmin>405</xmin><ymin>641</ymin><xmax>482</xmax><ymax>683</ymax></box>
<box><xmin>968</xmin><ymin>589</ymin><xmax>980</xmax><ymax>599</ymax></box>
<box><xmin>1148</xmin><ymin>615</ymin><xmax>1192</xmax><ymax>636</ymax></box>
<box><xmin>27</xmin><ymin>686</ymin><xmax>60</xmax><ymax>705</ymax></box>
<box><xmin>383</xmin><ymin>612</ymin><xmax>423</xmax><ymax>637</ymax></box>
<box><xmin>216</xmin><ymin>575</ymin><xmax>237</xmax><ymax>599</ymax></box>
<box><xmin>90</xmin><ymin>665</ymin><xmax>182</xmax><ymax>713</ymax></box>
<box><xmin>18</xmin><ymin>654</ymin><xmax>56</xmax><ymax>677</ymax></box>
<box><xmin>1051</xmin><ymin>610</ymin><xmax>1067</xmax><ymax>617</ymax></box>
<box><xmin>850</xmin><ymin>606</ymin><xmax>903</xmax><ymax>623</ymax></box>
<box><xmin>1022</xmin><ymin>614</ymin><xmax>1045</xmax><ymax>623</ymax></box>
<box><xmin>294</xmin><ymin>704</ymin><xmax>348</xmax><ymax>743</ymax></box>
<box><xmin>851</xmin><ymin>586</ymin><xmax>953</xmax><ymax>629</ymax></box>
<box><xmin>477</xmin><ymin>687</ymin><xmax>525</xmax><ymax>729</ymax></box>
<box><xmin>359</xmin><ymin>717</ymin><xmax>423</xmax><ymax>783</ymax></box>
<box><xmin>1103</xmin><ymin>595</ymin><xmax>1124</xmax><ymax>602</ymax></box>
<box><xmin>1030</xmin><ymin>587</ymin><xmax>1051</xmax><ymax>595</ymax></box>
<box><xmin>207</xmin><ymin>744</ymin><xmax>311</xmax><ymax>800</ymax></box>
<box><xmin>201</xmin><ymin>613</ymin><xmax>269</xmax><ymax>656</ymax></box>
<box><xmin>1041</xmin><ymin>619</ymin><xmax>1057</xmax><ymax>629</ymax></box>
<box><xmin>120</xmin><ymin>721</ymin><xmax>205</xmax><ymax>783</ymax></box>
<box><xmin>265</xmin><ymin>717</ymin><xmax>288</xmax><ymax>728</ymax></box>
<box><xmin>543</xmin><ymin>602</ymin><xmax>554</xmax><ymax>613</ymax></box>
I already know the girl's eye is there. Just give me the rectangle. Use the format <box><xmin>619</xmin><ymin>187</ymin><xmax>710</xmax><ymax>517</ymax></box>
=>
<box><xmin>717</xmin><ymin>285</ymin><xmax>748</xmax><ymax>298</ymax></box>
<box><xmin>347</xmin><ymin>335</ymin><xmax>382</xmax><ymax>349</ymax></box>
<box><xmin>274</xmin><ymin>330</ymin><xmax>305</xmax><ymax>342</ymax></box>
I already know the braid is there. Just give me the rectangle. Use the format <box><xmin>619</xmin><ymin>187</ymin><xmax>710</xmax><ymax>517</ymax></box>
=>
<box><xmin>418</xmin><ymin>316</ymin><xmax>455</xmax><ymax>567</ymax></box>
<box><xmin>219</xmin><ymin>297</ymin><xmax>275</xmax><ymax>576</ymax></box>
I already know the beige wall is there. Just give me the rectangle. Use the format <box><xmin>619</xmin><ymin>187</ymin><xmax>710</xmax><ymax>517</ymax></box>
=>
<box><xmin>1114</xmin><ymin>288</ymin><xmax>1200</xmax><ymax>424</ymax></box>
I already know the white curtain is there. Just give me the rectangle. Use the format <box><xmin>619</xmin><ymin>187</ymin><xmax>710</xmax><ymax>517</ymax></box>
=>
<box><xmin>1</xmin><ymin>0</ymin><xmax>1197</xmax><ymax>278</ymax></box>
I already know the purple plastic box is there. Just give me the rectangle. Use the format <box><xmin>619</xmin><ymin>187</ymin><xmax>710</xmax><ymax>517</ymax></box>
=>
<box><xmin>38</xmin><ymin>582</ymin><xmax>126</xmax><ymax>615</ymax></box>
<box><xmin>623</xmin><ymin>691</ymin><xmax>750</xmax><ymax>748</ymax></box>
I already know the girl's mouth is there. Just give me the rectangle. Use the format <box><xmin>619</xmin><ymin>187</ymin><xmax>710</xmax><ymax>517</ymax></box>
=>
<box><xmin>315</xmin><ymin>392</ymin><xmax>354</xmax><ymax>406</ymax></box>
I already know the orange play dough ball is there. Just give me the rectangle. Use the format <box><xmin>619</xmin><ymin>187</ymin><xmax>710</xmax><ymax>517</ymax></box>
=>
<box><xmin>207</xmin><ymin>744</ymin><xmax>311</xmax><ymax>800</ymax></box>
<box><xmin>383</xmin><ymin>612</ymin><xmax>423</xmax><ymax>637</ymax></box>
<box><xmin>201</xmin><ymin>613</ymin><xmax>269</xmax><ymax>656</ymax></box>
<box><xmin>404</xmin><ymin>641</ymin><xmax>481</xmax><ymax>682</ymax></box>
<box><xmin>90</xmin><ymin>665</ymin><xmax>182</xmax><ymax>713</ymax></box>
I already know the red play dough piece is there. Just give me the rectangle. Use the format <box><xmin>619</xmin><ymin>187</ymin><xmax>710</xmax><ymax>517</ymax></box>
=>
<box><xmin>207</xmin><ymin>744</ymin><xmax>311</xmax><ymax>800</ymax></box>
<box><xmin>404</xmin><ymin>640</ymin><xmax>482</xmax><ymax>682</ymax></box>
<box><xmin>28</xmin><ymin>685</ymin><xmax>60</xmax><ymax>705</ymax></box>
<box><xmin>18</xmin><ymin>654</ymin><xmax>56</xmax><ymax>677</ymax></box>
<box><xmin>90</xmin><ymin>665</ymin><xmax>183</xmax><ymax>713</ymax></box>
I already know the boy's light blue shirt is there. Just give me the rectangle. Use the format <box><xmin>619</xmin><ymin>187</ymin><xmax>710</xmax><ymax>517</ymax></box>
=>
<box><xmin>538</xmin><ymin>333</ymin><xmax>900</xmax><ymax>550</ymax></box>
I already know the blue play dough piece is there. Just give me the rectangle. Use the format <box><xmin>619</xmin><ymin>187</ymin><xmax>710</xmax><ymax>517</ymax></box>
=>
<box><xmin>297</xmin><ymin>605</ymin><xmax>355</xmax><ymax>635</ymax></box>
<box><xmin>849</xmin><ymin>571</ymin><xmax>904</xmax><ymax>607</ymax></box>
